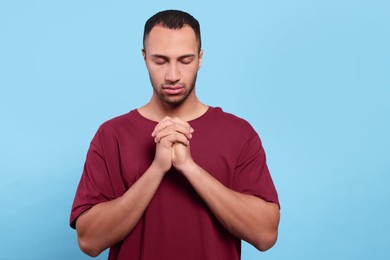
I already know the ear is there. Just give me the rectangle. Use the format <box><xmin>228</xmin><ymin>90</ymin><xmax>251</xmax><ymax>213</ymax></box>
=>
<box><xmin>142</xmin><ymin>49</ymin><xmax>146</xmax><ymax>61</ymax></box>
<box><xmin>198</xmin><ymin>49</ymin><xmax>203</xmax><ymax>70</ymax></box>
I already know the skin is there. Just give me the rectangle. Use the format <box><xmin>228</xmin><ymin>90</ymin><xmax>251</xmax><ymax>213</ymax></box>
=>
<box><xmin>75</xmin><ymin>25</ymin><xmax>280</xmax><ymax>257</ymax></box>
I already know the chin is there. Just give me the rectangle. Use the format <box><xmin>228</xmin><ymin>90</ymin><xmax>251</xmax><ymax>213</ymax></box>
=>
<box><xmin>163</xmin><ymin>98</ymin><xmax>186</xmax><ymax>106</ymax></box>
<box><xmin>160</xmin><ymin>94</ymin><xmax>189</xmax><ymax>106</ymax></box>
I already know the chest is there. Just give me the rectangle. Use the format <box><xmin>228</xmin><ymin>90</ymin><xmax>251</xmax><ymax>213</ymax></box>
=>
<box><xmin>115</xmin><ymin>127</ymin><xmax>240</xmax><ymax>190</ymax></box>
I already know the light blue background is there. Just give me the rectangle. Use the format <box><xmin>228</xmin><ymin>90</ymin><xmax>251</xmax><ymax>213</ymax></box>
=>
<box><xmin>1</xmin><ymin>1</ymin><xmax>389</xmax><ymax>259</ymax></box>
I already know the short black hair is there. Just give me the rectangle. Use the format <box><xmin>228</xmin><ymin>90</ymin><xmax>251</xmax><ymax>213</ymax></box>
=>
<box><xmin>143</xmin><ymin>10</ymin><xmax>201</xmax><ymax>52</ymax></box>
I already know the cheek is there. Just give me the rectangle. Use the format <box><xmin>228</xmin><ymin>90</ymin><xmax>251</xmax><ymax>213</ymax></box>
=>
<box><xmin>180</xmin><ymin>63</ymin><xmax>199</xmax><ymax>74</ymax></box>
<box><xmin>182</xmin><ymin>67</ymin><xmax>199</xmax><ymax>81</ymax></box>
<box><xmin>147</xmin><ymin>66</ymin><xmax>165</xmax><ymax>79</ymax></box>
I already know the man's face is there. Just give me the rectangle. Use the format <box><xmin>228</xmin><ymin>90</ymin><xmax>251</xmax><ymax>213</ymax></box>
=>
<box><xmin>143</xmin><ymin>25</ymin><xmax>202</xmax><ymax>106</ymax></box>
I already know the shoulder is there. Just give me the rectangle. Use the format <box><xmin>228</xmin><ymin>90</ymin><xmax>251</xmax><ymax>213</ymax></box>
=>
<box><xmin>100</xmin><ymin>110</ymin><xmax>134</xmax><ymax>128</ymax></box>
<box><xmin>207</xmin><ymin>107</ymin><xmax>256</xmax><ymax>133</ymax></box>
<box><xmin>92</xmin><ymin>110</ymin><xmax>145</xmax><ymax>140</ymax></box>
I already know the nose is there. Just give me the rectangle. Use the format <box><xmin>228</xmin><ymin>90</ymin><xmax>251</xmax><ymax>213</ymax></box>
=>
<box><xmin>165</xmin><ymin>63</ymin><xmax>180</xmax><ymax>83</ymax></box>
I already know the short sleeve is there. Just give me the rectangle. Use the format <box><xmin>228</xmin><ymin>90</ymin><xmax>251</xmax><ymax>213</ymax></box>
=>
<box><xmin>232</xmin><ymin>122</ymin><xmax>280</xmax><ymax>208</ymax></box>
<box><xmin>69</xmin><ymin>129</ymin><xmax>117</xmax><ymax>229</ymax></box>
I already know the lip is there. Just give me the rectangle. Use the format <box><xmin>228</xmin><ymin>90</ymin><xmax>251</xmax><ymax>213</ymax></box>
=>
<box><xmin>162</xmin><ymin>85</ymin><xmax>184</xmax><ymax>95</ymax></box>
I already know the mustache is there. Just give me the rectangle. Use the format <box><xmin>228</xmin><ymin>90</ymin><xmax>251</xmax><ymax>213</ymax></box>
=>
<box><xmin>161</xmin><ymin>83</ymin><xmax>185</xmax><ymax>88</ymax></box>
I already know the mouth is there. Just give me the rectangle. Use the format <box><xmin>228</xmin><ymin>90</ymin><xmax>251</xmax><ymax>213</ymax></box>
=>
<box><xmin>162</xmin><ymin>85</ymin><xmax>184</xmax><ymax>95</ymax></box>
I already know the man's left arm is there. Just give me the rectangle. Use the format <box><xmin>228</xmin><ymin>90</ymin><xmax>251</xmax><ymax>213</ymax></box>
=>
<box><xmin>173</xmin><ymin>142</ymin><xmax>280</xmax><ymax>251</ymax></box>
<box><xmin>153</xmin><ymin>118</ymin><xmax>280</xmax><ymax>251</ymax></box>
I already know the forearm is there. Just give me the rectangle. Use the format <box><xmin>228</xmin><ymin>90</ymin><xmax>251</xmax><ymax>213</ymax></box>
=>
<box><xmin>180</xmin><ymin>163</ymin><xmax>280</xmax><ymax>251</ymax></box>
<box><xmin>76</xmin><ymin>164</ymin><xmax>165</xmax><ymax>257</ymax></box>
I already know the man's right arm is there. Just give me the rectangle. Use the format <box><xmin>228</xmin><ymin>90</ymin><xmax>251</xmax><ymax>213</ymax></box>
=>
<box><xmin>75</xmin><ymin>116</ymin><xmax>193</xmax><ymax>257</ymax></box>
<box><xmin>75</xmin><ymin>162</ymin><xmax>166</xmax><ymax>257</ymax></box>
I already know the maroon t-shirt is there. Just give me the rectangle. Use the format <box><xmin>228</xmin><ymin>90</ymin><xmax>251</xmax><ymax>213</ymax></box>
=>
<box><xmin>70</xmin><ymin>107</ymin><xmax>279</xmax><ymax>260</ymax></box>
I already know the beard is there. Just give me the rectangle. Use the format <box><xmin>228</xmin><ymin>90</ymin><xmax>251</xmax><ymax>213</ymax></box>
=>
<box><xmin>149</xmin><ymin>72</ymin><xmax>198</xmax><ymax>106</ymax></box>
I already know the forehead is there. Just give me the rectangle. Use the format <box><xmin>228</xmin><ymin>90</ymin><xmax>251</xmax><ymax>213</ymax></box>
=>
<box><xmin>144</xmin><ymin>25</ymin><xmax>198</xmax><ymax>54</ymax></box>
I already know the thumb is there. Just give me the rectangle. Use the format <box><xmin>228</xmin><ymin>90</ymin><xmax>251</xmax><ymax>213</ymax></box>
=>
<box><xmin>172</xmin><ymin>142</ymin><xmax>189</xmax><ymax>166</ymax></box>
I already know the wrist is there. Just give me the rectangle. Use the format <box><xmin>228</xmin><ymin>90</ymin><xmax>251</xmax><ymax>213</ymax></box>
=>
<box><xmin>175</xmin><ymin>160</ymin><xmax>199</xmax><ymax>177</ymax></box>
<box><xmin>149</xmin><ymin>161</ymin><xmax>170</xmax><ymax>177</ymax></box>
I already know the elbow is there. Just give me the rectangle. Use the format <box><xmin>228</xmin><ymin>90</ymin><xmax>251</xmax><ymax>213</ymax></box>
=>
<box><xmin>254</xmin><ymin>202</ymin><xmax>280</xmax><ymax>252</ymax></box>
<box><xmin>254</xmin><ymin>229</ymin><xmax>278</xmax><ymax>252</ymax></box>
<box><xmin>75</xmin><ymin>215</ymin><xmax>105</xmax><ymax>257</ymax></box>
<box><xmin>78</xmin><ymin>236</ymin><xmax>103</xmax><ymax>257</ymax></box>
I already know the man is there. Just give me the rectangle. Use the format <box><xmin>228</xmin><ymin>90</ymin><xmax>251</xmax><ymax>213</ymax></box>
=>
<box><xmin>70</xmin><ymin>10</ymin><xmax>280</xmax><ymax>260</ymax></box>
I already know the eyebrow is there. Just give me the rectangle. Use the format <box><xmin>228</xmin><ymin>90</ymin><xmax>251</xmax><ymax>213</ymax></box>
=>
<box><xmin>150</xmin><ymin>54</ymin><xmax>196</xmax><ymax>60</ymax></box>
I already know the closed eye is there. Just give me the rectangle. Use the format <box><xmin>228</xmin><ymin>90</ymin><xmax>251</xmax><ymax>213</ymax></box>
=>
<box><xmin>180</xmin><ymin>56</ymin><xmax>195</xmax><ymax>64</ymax></box>
<box><xmin>153</xmin><ymin>58</ymin><xmax>167</xmax><ymax>65</ymax></box>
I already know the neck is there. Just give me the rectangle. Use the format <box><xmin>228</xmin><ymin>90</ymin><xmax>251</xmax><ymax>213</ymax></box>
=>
<box><xmin>138</xmin><ymin>92</ymin><xmax>208</xmax><ymax>122</ymax></box>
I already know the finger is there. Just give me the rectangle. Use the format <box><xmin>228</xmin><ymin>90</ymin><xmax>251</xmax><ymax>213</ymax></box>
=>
<box><xmin>158</xmin><ymin>137</ymin><xmax>174</xmax><ymax>149</ymax></box>
<box><xmin>154</xmin><ymin>129</ymin><xmax>173</xmax><ymax>144</ymax></box>
<box><xmin>151</xmin><ymin>117</ymin><xmax>173</xmax><ymax>137</ymax></box>
<box><xmin>152</xmin><ymin>117</ymin><xmax>194</xmax><ymax>137</ymax></box>
<box><xmin>170</xmin><ymin>117</ymin><xmax>194</xmax><ymax>134</ymax></box>
<box><xmin>154</xmin><ymin>123</ymin><xmax>193</xmax><ymax>143</ymax></box>
<box><xmin>155</xmin><ymin>129</ymin><xmax>189</xmax><ymax>144</ymax></box>
<box><xmin>153</xmin><ymin>118</ymin><xmax>194</xmax><ymax>140</ymax></box>
<box><xmin>160</xmin><ymin>131</ymin><xmax>190</xmax><ymax>146</ymax></box>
